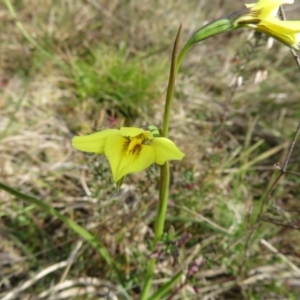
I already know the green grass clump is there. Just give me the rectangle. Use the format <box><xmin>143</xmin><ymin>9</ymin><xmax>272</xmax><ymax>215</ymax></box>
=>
<box><xmin>66</xmin><ymin>45</ymin><xmax>166</xmax><ymax>122</ymax></box>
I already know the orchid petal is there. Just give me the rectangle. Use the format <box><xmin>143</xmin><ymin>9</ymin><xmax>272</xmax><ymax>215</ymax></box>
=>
<box><xmin>72</xmin><ymin>129</ymin><xmax>120</xmax><ymax>154</ymax></box>
<box><xmin>234</xmin><ymin>0</ymin><xmax>299</xmax><ymax>51</ymax></box>
<box><xmin>260</xmin><ymin>18</ymin><xmax>300</xmax><ymax>33</ymax></box>
<box><xmin>152</xmin><ymin>138</ymin><xmax>185</xmax><ymax>165</ymax></box>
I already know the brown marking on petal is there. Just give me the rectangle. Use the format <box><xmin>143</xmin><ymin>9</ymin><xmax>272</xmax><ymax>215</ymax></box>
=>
<box><xmin>131</xmin><ymin>145</ymin><xmax>142</xmax><ymax>155</ymax></box>
<box><xmin>123</xmin><ymin>138</ymin><xmax>130</xmax><ymax>151</ymax></box>
<box><xmin>124</xmin><ymin>135</ymin><xmax>146</xmax><ymax>156</ymax></box>
<box><xmin>122</xmin><ymin>132</ymin><xmax>153</xmax><ymax>157</ymax></box>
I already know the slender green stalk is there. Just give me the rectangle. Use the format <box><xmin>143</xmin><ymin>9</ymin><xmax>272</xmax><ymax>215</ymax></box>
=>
<box><xmin>176</xmin><ymin>42</ymin><xmax>191</xmax><ymax>73</ymax></box>
<box><xmin>141</xmin><ymin>16</ymin><xmax>237</xmax><ymax>299</ymax></box>
<box><xmin>140</xmin><ymin>25</ymin><xmax>182</xmax><ymax>300</ymax></box>
<box><xmin>177</xmin><ymin>17</ymin><xmax>235</xmax><ymax>72</ymax></box>
<box><xmin>148</xmin><ymin>270</ymin><xmax>183</xmax><ymax>300</ymax></box>
<box><xmin>141</xmin><ymin>162</ymin><xmax>170</xmax><ymax>299</ymax></box>
<box><xmin>162</xmin><ymin>25</ymin><xmax>182</xmax><ymax>138</ymax></box>
<box><xmin>155</xmin><ymin>162</ymin><xmax>170</xmax><ymax>241</ymax></box>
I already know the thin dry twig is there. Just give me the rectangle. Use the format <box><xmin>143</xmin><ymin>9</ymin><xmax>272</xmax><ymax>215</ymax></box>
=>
<box><xmin>278</xmin><ymin>5</ymin><xmax>300</xmax><ymax>172</ymax></box>
<box><xmin>37</xmin><ymin>277</ymin><xmax>119</xmax><ymax>300</ymax></box>
<box><xmin>279</xmin><ymin>7</ymin><xmax>300</xmax><ymax>73</ymax></box>
<box><xmin>2</xmin><ymin>261</ymin><xmax>68</xmax><ymax>300</ymax></box>
<box><xmin>260</xmin><ymin>239</ymin><xmax>300</xmax><ymax>276</ymax></box>
<box><xmin>257</xmin><ymin>5</ymin><xmax>300</xmax><ymax>217</ymax></box>
<box><xmin>59</xmin><ymin>240</ymin><xmax>83</xmax><ymax>284</ymax></box>
<box><xmin>240</xmin><ymin>5</ymin><xmax>300</xmax><ymax>278</ymax></box>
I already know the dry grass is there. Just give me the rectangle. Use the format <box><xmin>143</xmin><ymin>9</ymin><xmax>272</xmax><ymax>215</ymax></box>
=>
<box><xmin>1</xmin><ymin>0</ymin><xmax>300</xmax><ymax>299</ymax></box>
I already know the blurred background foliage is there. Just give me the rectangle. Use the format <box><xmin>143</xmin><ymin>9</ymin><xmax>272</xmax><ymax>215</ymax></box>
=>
<box><xmin>1</xmin><ymin>0</ymin><xmax>300</xmax><ymax>299</ymax></box>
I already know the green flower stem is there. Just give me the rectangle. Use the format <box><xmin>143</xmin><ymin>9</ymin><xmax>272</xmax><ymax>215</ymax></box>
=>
<box><xmin>148</xmin><ymin>270</ymin><xmax>183</xmax><ymax>300</ymax></box>
<box><xmin>162</xmin><ymin>25</ymin><xmax>183</xmax><ymax>138</ymax></box>
<box><xmin>140</xmin><ymin>163</ymin><xmax>170</xmax><ymax>300</ymax></box>
<box><xmin>176</xmin><ymin>41</ymin><xmax>192</xmax><ymax>73</ymax></box>
<box><xmin>140</xmin><ymin>25</ymin><xmax>182</xmax><ymax>300</ymax></box>
<box><xmin>141</xmin><ymin>16</ymin><xmax>238</xmax><ymax>299</ymax></box>
<box><xmin>155</xmin><ymin>162</ymin><xmax>170</xmax><ymax>242</ymax></box>
<box><xmin>176</xmin><ymin>17</ymin><xmax>235</xmax><ymax>72</ymax></box>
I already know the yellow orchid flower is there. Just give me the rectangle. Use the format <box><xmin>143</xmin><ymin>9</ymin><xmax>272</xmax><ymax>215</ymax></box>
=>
<box><xmin>234</xmin><ymin>0</ymin><xmax>300</xmax><ymax>51</ymax></box>
<box><xmin>177</xmin><ymin>0</ymin><xmax>300</xmax><ymax>68</ymax></box>
<box><xmin>72</xmin><ymin>127</ymin><xmax>184</xmax><ymax>182</ymax></box>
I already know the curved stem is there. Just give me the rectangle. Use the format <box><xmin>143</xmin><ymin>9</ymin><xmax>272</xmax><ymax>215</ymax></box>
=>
<box><xmin>176</xmin><ymin>42</ymin><xmax>191</xmax><ymax>73</ymax></box>
<box><xmin>162</xmin><ymin>25</ymin><xmax>183</xmax><ymax>137</ymax></box>
<box><xmin>176</xmin><ymin>17</ymin><xmax>235</xmax><ymax>72</ymax></box>
<box><xmin>140</xmin><ymin>25</ymin><xmax>182</xmax><ymax>300</ymax></box>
